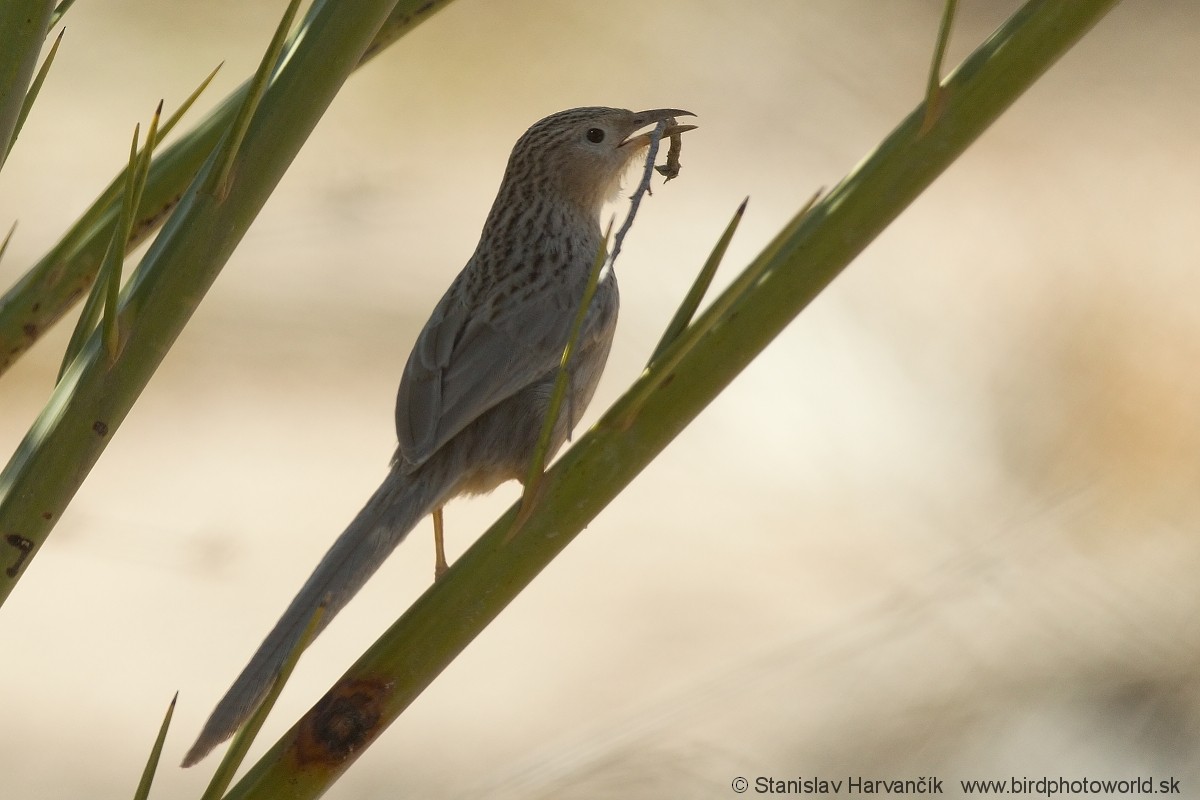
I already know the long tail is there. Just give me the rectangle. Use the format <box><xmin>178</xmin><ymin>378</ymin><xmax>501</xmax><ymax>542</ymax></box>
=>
<box><xmin>182</xmin><ymin>460</ymin><xmax>456</xmax><ymax>766</ymax></box>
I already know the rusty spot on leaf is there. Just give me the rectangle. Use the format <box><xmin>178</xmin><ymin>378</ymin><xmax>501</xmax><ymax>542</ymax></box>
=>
<box><xmin>5</xmin><ymin>534</ymin><xmax>34</xmax><ymax>578</ymax></box>
<box><xmin>293</xmin><ymin>678</ymin><xmax>392</xmax><ymax>766</ymax></box>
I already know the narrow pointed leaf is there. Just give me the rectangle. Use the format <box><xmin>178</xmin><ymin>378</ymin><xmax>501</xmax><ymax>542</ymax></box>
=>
<box><xmin>923</xmin><ymin>0</ymin><xmax>959</xmax><ymax>131</ymax></box>
<box><xmin>60</xmin><ymin>125</ymin><xmax>144</xmax><ymax>380</ymax></box>
<box><xmin>158</xmin><ymin>62</ymin><xmax>224</xmax><ymax>150</ymax></box>
<box><xmin>620</xmin><ymin>189</ymin><xmax>819</xmax><ymax>427</ymax></box>
<box><xmin>102</xmin><ymin>102</ymin><xmax>161</xmax><ymax>359</ymax></box>
<box><xmin>647</xmin><ymin>197</ymin><xmax>747</xmax><ymax>366</ymax></box>
<box><xmin>102</xmin><ymin>124</ymin><xmax>143</xmax><ymax>359</ymax></box>
<box><xmin>0</xmin><ymin>221</ymin><xmax>16</xmax><ymax>266</ymax></box>
<box><xmin>132</xmin><ymin>693</ymin><xmax>177</xmax><ymax>800</ymax></box>
<box><xmin>209</xmin><ymin>0</ymin><xmax>303</xmax><ymax>199</ymax></box>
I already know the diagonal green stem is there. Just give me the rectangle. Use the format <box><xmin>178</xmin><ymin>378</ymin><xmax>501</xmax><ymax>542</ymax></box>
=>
<box><xmin>220</xmin><ymin>1</ymin><xmax>1120</xmax><ymax>798</ymax></box>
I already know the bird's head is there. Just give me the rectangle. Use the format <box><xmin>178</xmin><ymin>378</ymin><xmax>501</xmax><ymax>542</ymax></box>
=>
<box><xmin>501</xmin><ymin>106</ymin><xmax>696</xmax><ymax>218</ymax></box>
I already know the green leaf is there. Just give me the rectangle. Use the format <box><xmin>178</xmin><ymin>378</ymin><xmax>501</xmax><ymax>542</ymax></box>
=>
<box><xmin>59</xmin><ymin>102</ymin><xmax>162</xmax><ymax>379</ymax></box>
<box><xmin>132</xmin><ymin>693</ymin><xmax>177</xmax><ymax>800</ymax></box>
<box><xmin>647</xmin><ymin>197</ymin><xmax>747</xmax><ymax>366</ymax></box>
<box><xmin>209</xmin><ymin>0</ymin><xmax>303</xmax><ymax>200</ymax></box>
<box><xmin>923</xmin><ymin>0</ymin><xmax>959</xmax><ymax>132</ymax></box>
<box><xmin>0</xmin><ymin>221</ymin><xmax>15</xmax><ymax>266</ymax></box>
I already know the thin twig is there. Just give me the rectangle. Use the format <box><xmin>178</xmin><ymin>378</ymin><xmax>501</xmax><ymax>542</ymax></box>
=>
<box><xmin>609</xmin><ymin>119</ymin><xmax>668</xmax><ymax>269</ymax></box>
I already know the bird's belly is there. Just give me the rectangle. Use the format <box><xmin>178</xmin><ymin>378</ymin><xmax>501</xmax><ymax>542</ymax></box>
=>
<box><xmin>412</xmin><ymin>277</ymin><xmax>619</xmax><ymax>500</ymax></box>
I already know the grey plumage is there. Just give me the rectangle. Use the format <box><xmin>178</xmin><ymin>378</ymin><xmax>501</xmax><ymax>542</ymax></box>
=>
<box><xmin>183</xmin><ymin>106</ymin><xmax>693</xmax><ymax>766</ymax></box>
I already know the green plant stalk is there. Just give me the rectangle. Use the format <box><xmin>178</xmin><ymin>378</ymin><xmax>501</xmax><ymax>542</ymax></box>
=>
<box><xmin>220</xmin><ymin>1</ymin><xmax>1119</xmax><ymax>796</ymax></box>
<box><xmin>0</xmin><ymin>0</ymin><xmax>409</xmax><ymax>607</ymax></box>
<box><xmin>0</xmin><ymin>0</ymin><xmax>54</xmax><ymax>168</ymax></box>
<box><xmin>0</xmin><ymin>0</ymin><xmax>456</xmax><ymax>374</ymax></box>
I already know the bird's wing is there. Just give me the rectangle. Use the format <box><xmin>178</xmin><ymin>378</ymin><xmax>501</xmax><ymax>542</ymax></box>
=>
<box><xmin>395</xmin><ymin>279</ymin><xmax>574</xmax><ymax>468</ymax></box>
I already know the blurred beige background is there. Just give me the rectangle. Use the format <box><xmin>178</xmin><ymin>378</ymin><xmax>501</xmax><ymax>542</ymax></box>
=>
<box><xmin>2</xmin><ymin>1</ymin><xmax>1199</xmax><ymax>798</ymax></box>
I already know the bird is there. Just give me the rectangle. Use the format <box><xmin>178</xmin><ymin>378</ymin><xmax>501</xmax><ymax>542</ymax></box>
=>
<box><xmin>183</xmin><ymin>106</ymin><xmax>695</xmax><ymax>766</ymax></box>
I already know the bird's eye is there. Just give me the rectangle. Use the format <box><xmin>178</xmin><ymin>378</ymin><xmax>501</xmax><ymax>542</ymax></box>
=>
<box><xmin>586</xmin><ymin>127</ymin><xmax>606</xmax><ymax>143</ymax></box>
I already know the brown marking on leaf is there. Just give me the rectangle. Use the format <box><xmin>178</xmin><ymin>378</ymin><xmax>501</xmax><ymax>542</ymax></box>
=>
<box><xmin>293</xmin><ymin>678</ymin><xmax>392</xmax><ymax>766</ymax></box>
<box><xmin>5</xmin><ymin>534</ymin><xmax>34</xmax><ymax>578</ymax></box>
<box><xmin>129</xmin><ymin>193</ymin><xmax>183</xmax><ymax>246</ymax></box>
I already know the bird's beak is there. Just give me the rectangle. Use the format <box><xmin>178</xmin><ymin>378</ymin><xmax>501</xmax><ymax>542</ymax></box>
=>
<box><xmin>619</xmin><ymin>108</ymin><xmax>697</xmax><ymax>148</ymax></box>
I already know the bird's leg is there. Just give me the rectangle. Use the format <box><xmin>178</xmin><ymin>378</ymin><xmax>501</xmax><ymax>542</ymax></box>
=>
<box><xmin>433</xmin><ymin>506</ymin><xmax>449</xmax><ymax>579</ymax></box>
